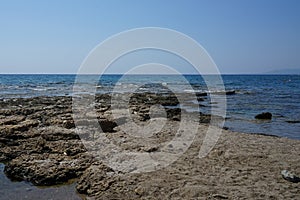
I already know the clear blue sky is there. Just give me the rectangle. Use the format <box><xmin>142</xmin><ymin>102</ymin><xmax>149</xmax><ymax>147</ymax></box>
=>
<box><xmin>0</xmin><ymin>0</ymin><xmax>299</xmax><ymax>74</ymax></box>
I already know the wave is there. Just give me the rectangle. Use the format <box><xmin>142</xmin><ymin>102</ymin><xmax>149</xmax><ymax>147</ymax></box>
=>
<box><xmin>30</xmin><ymin>87</ymin><xmax>57</xmax><ymax>91</ymax></box>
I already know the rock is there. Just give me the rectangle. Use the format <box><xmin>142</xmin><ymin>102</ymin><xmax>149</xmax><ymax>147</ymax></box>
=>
<box><xmin>63</xmin><ymin>120</ymin><xmax>75</xmax><ymax>129</ymax></box>
<box><xmin>159</xmin><ymin>95</ymin><xmax>179</xmax><ymax>106</ymax></box>
<box><xmin>41</xmin><ymin>126</ymin><xmax>79</xmax><ymax>141</ymax></box>
<box><xmin>226</xmin><ymin>90</ymin><xmax>236</xmax><ymax>95</ymax></box>
<box><xmin>211</xmin><ymin>90</ymin><xmax>236</xmax><ymax>95</ymax></box>
<box><xmin>4</xmin><ymin>153</ymin><xmax>93</xmax><ymax>186</ymax></box>
<box><xmin>166</xmin><ymin>108</ymin><xmax>181</xmax><ymax>120</ymax></box>
<box><xmin>141</xmin><ymin>146</ymin><xmax>158</xmax><ymax>152</ymax></box>
<box><xmin>0</xmin><ymin>96</ymin><xmax>92</xmax><ymax>187</ymax></box>
<box><xmin>134</xmin><ymin>186</ymin><xmax>144</xmax><ymax>196</ymax></box>
<box><xmin>14</xmin><ymin>119</ymin><xmax>39</xmax><ymax>131</ymax></box>
<box><xmin>195</xmin><ymin>92</ymin><xmax>208</xmax><ymax>97</ymax></box>
<box><xmin>98</xmin><ymin>119</ymin><xmax>117</xmax><ymax>132</ymax></box>
<box><xmin>0</xmin><ymin>115</ymin><xmax>25</xmax><ymax>125</ymax></box>
<box><xmin>2</xmin><ymin>93</ymin><xmax>300</xmax><ymax>199</ymax></box>
<box><xmin>252</xmin><ymin>133</ymin><xmax>279</xmax><ymax>138</ymax></box>
<box><xmin>199</xmin><ymin>114</ymin><xmax>211</xmax><ymax>123</ymax></box>
<box><xmin>255</xmin><ymin>112</ymin><xmax>272</xmax><ymax>120</ymax></box>
<box><xmin>212</xmin><ymin>194</ymin><xmax>228</xmax><ymax>199</ymax></box>
<box><xmin>286</xmin><ymin>120</ymin><xmax>300</xmax><ymax>124</ymax></box>
<box><xmin>281</xmin><ymin>170</ymin><xmax>300</xmax><ymax>183</ymax></box>
<box><xmin>0</xmin><ymin>120</ymin><xmax>39</xmax><ymax>139</ymax></box>
<box><xmin>76</xmin><ymin>162</ymin><xmax>114</xmax><ymax>195</ymax></box>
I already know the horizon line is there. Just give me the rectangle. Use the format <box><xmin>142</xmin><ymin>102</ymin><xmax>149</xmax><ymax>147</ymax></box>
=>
<box><xmin>0</xmin><ymin>73</ymin><xmax>299</xmax><ymax>75</ymax></box>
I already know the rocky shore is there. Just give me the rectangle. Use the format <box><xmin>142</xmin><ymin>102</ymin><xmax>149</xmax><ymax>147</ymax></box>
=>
<box><xmin>0</xmin><ymin>93</ymin><xmax>300</xmax><ymax>199</ymax></box>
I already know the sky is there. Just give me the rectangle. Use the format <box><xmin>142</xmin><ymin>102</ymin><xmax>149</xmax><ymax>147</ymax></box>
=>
<box><xmin>0</xmin><ymin>0</ymin><xmax>299</xmax><ymax>74</ymax></box>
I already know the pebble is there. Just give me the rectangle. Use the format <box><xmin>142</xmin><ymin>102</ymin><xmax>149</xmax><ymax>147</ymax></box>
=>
<box><xmin>281</xmin><ymin>170</ymin><xmax>300</xmax><ymax>183</ymax></box>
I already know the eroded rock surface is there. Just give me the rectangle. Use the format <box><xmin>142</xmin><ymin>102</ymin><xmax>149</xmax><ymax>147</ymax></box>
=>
<box><xmin>1</xmin><ymin>93</ymin><xmax>299</xmax><ymax>199</ymax></box>
<box><xmin>0</xmin><ymin>93</ymin><xmax>206</xmax><ymax>186</ymax></box>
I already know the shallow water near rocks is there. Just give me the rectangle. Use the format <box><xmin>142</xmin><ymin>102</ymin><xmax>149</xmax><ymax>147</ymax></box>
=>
<box><xmin>1</xmin><ymin>74</ymin><xmax>299</xmax><ymax>139</ymax></box>
<box><xmin>0</xmin><ymin>163</ymin><xmax>83</xmax><ymax>200</ymax></box>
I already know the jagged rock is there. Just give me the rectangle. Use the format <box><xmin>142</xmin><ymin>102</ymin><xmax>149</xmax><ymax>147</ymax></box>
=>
<box><xmin>2</xmin><ymin>93</ymin><xmax>300</xmax><ymax>199</ymax></box>
<box><xmin>4</xmin><ymin>153</ymin><xmax>93</xmax><ymax>186</ymax></box>
<box><xmin>255</xmin><ymin>112</ymin><xmax>272</xmax><ymax>120</ymax></box>
<box><xmin>40</xmin><ymin>126</ymin><xmax>79</xmax><ymax>141</ymax></box>
<box><xmin>0</xmin><ymin>115</ymin><xmax>25</xmax><ymax>125</ymax></box>
<box><xmin>76</xmin><ymin>162</ymin><xmax>114</xmax><ymax>195</ymax></box>
<box><xmin>0</xmin><ymin>120</ymin><xmax>39</xmax><ymax>139</ymax></box>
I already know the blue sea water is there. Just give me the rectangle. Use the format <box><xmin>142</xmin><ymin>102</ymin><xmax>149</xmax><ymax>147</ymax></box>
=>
<box><xmin>0</xmin><ymin>74</ymin><xmax>299</xmax><ymax>139</ymax></box>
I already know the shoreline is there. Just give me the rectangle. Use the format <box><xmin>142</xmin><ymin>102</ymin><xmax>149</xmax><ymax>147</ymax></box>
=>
<box><xmin>1</xmin><ymin>95</ymin><xmax>300</xmax><ymax>199</ymax></box>
<box><xmin>0</xmin><ymin>163</ymin><xmax>83</xmax><ymax>200</ymax></box>
<box><xmin>1</xmin><ymin>93</ymin><xmax>299</xmax><ymax>140</ymax></box>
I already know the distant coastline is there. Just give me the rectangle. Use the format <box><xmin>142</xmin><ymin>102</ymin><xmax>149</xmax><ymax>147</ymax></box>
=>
<box><xmin>265</xmin><ymin>68</ymin><xmax>300</xmax><ymax>75</ymax></box>
<box><xmin>1</xmin><ymin>72</ymin><xmax>300</xmax><ymax>75</ymax></box>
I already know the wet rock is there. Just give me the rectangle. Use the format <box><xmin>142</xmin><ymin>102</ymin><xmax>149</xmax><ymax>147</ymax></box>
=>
<box><xmin>226</xmin><ymin>90</ymin><xmax>236</xmax><ymax>95</ymax></box>
<box><xmin>255</xmin><ymin>112</ymin><xmax>272</xmax><ymax>120</ymax></box>
<box><xmin>199</xmin><ymin>114</ymin><xmax>211</xmax><ymax>123</ymax></box>
<box><xmin>286</xmin><ymin>120</ymin><xmax>300</xmax><ymax>124</ymax></box>
<box><xmin>195</xmin><ymin>92</ymin><xmax>208</xmax><ymax>97</ymax></box>
<box><xmin>252</xmin><ymin>133</ymin><xmax>279</xmax><ymax>138</ymax></box>
<box><xmin>211</xmin><ymin>90</ymin><xmax>236</xmax><ymax>95</ymax></box>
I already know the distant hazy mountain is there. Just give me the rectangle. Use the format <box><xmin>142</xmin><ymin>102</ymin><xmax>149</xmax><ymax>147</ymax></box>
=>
<box><xmin>266</xmin><ymin>68</ymin><xmax>300</xmax><ymax>74</ymax></box>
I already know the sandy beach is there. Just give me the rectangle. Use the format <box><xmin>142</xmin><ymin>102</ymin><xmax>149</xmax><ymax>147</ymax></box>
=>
<box><xmin>0</xmin><ymin>94</ymin><xmax>300</xmax><ymax>199</ymax></box>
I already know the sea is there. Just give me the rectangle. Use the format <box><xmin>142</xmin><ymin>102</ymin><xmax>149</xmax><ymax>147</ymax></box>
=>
<box><xmin>0</xmin><ymin>74</ymin><xmax>299</xmax><ymax>139</ymax></box>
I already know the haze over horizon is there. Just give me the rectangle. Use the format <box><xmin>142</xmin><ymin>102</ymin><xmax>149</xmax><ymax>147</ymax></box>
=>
<box><xmin>0</xmin><ymin>0</ymin><xmax>299</xmax><ymax>74</ymax></box>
